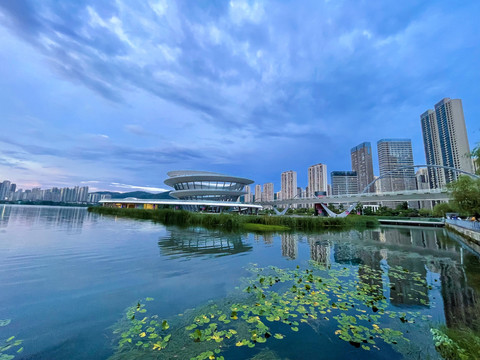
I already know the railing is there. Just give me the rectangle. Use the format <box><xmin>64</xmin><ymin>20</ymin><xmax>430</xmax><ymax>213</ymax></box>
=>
<box><xmin>446</xmin><ymin>218</ymin><xmax>480</xmax><ymax>232</ymax></box>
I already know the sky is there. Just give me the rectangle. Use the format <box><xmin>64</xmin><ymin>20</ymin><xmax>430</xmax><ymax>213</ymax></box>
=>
<box><xmin>0</xmin><ymin>0</ymin><xmax>479</xmax><ymax>193</ymax></box>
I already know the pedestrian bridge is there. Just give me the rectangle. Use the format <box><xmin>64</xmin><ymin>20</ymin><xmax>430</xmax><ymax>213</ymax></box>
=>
<box><xmin>258</xmin><ymin>188</ymin><xmax>450</xmax><ymax>207</ymax></box>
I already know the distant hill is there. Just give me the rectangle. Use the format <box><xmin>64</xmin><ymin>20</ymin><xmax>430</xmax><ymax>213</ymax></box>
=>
<box><xmin>92</xmin><ymin>191</ymin><xmax>175</xmax><ymax>200</ymax></box>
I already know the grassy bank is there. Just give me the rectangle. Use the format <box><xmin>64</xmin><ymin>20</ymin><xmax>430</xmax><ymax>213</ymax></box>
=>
<box><xmin>88</xmin><ymin>207</ymin><xmax>378</xmax><ymax>232</ymax></box>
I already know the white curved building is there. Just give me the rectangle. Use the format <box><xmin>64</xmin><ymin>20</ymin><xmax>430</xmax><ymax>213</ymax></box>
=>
<box><xmin>164</xmin><ymin>170</ymin><xmax>254</xmax><ymax>202</ymax></box>
<box><xmin>99</xmin><ymin>170</ymin><xmax>261</xmax><ymax>213</ymax></box>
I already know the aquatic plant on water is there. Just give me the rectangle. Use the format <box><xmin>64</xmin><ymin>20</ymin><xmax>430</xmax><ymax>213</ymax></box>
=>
<box><xmin>431</xmin><ymin>326</ymin><xmax>480</xmax><ymax>360</ymax></box>
<box><xmin>110</xmin><ymin>262</ymin><xmax>434</xmax><ymax>359</ymax></box>
<box><xmin>0</xmin><ymin>319</ymin><xmax>23</xmax><ymax>360</ymax></box>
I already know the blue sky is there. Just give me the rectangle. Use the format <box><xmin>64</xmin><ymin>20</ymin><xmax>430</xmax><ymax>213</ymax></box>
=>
<box><xmin>0</xmin><ymin>0</ymin><xmax>479</xmax><ymax>193</ymax></box>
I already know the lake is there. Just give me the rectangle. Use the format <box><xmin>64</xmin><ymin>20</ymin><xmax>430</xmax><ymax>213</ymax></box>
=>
<box><xmin>0</xmin><ymin>205</ymin><xmax>479</xmax><ymax>359</ymax></box>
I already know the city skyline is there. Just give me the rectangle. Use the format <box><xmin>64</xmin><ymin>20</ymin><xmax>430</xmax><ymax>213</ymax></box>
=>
<box><xmin>0</xmin><ymin>1</ymin><xmax>479</xmax><ymax>192</ymax></box>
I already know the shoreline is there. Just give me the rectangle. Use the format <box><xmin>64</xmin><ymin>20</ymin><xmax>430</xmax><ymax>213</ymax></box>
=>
<box><xmin>87</xmin><ymin>206</ymin><xmax>379</xmax><ymax>232</ymax></box>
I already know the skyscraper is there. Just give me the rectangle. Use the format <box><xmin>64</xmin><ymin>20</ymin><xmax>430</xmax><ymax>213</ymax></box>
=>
<box><xmin>377</xmin><ymin>139</ymin><xmax>416</xmax><ymax>192</ymax></box>
<box><xmin>420</xmin><ymin>98</ymin><xmax>473</xmax><ymax>188</ymax></box>
<box><xmin>244</xmin><ymin>185</ymin><xmax>252</xmax><ymax>203</ymax></box>
<box><xmin>351</xmin><ymin>142</ymin><xmax>375</xmax><ymax>193</ymax></box>
<box><xmin>0</xmin><ymin>181</ymin><xmax>11</xmax><ymax>201</ymax></box>
<box><xmin>263</xmin><ymin>183</ymin><xmax>274</xmax><ymax>202</ymax></box>
<box><xmin>255</xmin><ymin>184</ymin><xmax>262</xmax><ymax>202</ymax></box>
<box><xmin>307</xmin><ymin>163</ymin><xmax>327</xmax><ymax>197</ymax></box>
<box><xmin>331</xmin><ymin>171</ymin><xmax>358</xmax><ymax>195</ymax></box>
<box><xmin>281</xmin><ymin>170</ymin><xmax>297</xmax><ymax>200</ymax></box>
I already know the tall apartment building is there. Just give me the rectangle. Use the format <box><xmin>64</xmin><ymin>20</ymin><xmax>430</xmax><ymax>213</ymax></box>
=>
<box><xmin>244</xmin><ymin>185</ymin><xmax>252</xmax><ymax>203</ymax></box>
<box><xmin>377</xmin><ymin>139</ymin><xmax>416</xmax><ymax>192</ymax></box>
<box><xmin>263</xmin><ymin>183</ymin><xmax>274</xmax><ymax>202</ymax></box>
<box><xmin>415</xmin><ymin>168</ymin><xmax>432</xmax><ymax>209</ymax></box>
<box><xmin>0</xmin><ymin>181</ymin><xmax>12</xmax><ymax>200</ymax></box>
<box><xmin>254</xmin><ymin>184</ymin><xmax>262</xmax><ymax>202</ymax></box>
<box><xmin>307</xmin><ymin>163</ymin><xmax>327</xmax><ymax>197</ymax></box>
<box><xmin>331</xmin><ymin>171</ymin><xmax>358</xmax><ymax>195</ymax></box>
<box><xmin>281</xmin><ymin>170</ymin><xmax>297</xmax><ymax>200</ymax></box>
<box><xmin>420</xmin><ymin>98</ymin><xmax>473</xmax><ymax>188</ymax></box>
<box><xmin>351</xmin><ymin>142</ymin><xmax>375</xmax><ymax>193</ymax></box>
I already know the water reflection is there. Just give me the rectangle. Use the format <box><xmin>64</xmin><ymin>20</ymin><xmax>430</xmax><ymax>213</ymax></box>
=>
<box><xmin>281</xmin><ymin>233</ymin><xmax>298</xmax><ymax>260</ymax></box>
<box><xmin>157</xmin><ymin>227</ymin><xmax>253</xmax><ymax>258</ymax></box>
<box><xmin>0</xmin><ymin>204</ymin><xmax>89</xmax><ymax>233</ymax></box>
<box><xmin>304</xmin><ymin>227</ymin><xmax>480</xmax><ymax>331</ymax></box>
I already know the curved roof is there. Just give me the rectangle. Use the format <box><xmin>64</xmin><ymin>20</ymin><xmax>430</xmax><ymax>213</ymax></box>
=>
<box><xmin>167</xmin><ymin>170</ymin><xmax>225</xmax><ymax>177</ymax></box>
<box><xmin>164</xmin><ymin>170</ymin><xmax>253</xmax><ymax>187</ymax></box>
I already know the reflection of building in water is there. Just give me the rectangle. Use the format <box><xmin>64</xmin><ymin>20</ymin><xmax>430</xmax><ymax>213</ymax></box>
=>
<box><xmin>262</xmin><ymin>233</ymin><xmax>274</xmax><ymax>245</ymax></box>
<box><xmin>281</xmin><ymin>233</ymin><xmax>297</xmax><ymax>260</ymax></box>
<box><xmin>0</xmin><ymin>205</ymin><xmax>12</xmax><ymax>228</ymax></box>
<box><xmin>437</xmin><ymin>260</ymin><xmax>479</xmax><ymax>330</ymax></box>
<box><xmin>158</xmin><ymin>228</ymin><xmax>252</xmax><ymax>258</ymax></box>
<box><xmin>0</xmin><ymin>205</ymin><xmax>88</xmax><ymax>233</ymax></box>
<box><xmin>333</xmin><ymin>242</ymin><xmax>362</xmax><ymax>265</ymax></box>
<box><xmin>369</xmin><ymin>228</ymin><xmax>461</xmax><ymax>254</ymax></box>
<box><xmin>253</xmin><ymin>233</ymin><xmax>274</xmax><ymax>245</ymax></box>
<box><xmin>357</xmin><ymin>249</ymin><xmax>384</xmax><ymax>297</ymax></box>
<box><xmin>387</xmin><ymin>257</ymin><xmax>429</xmax><ymax>306</ymax></box>
<box><xmin>308</xmin><ymin>238</ymin><xmax>332</xmax><ymax>266</ymax></box>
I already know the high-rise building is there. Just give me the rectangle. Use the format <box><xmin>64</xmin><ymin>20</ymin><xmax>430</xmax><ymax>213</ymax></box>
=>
<box><xmin>307</xmin><ymin>164</ymin><xmax>327</xmax><ymax>197</ymax></box>
<box><xmin>281</xmin><ymin>170</ymin><xmax>297</xmax><ymax>200</ymax></box>
<box><xmin>244</xmin><ymin>185</ymin><xmax>252</xmax><ymax>203</ymax></box>
<box><xmin>415</xmin><ymin>168</ymin><xmax>432</xmax><ymax>209</ymax></box>
<box><xmin>420</xmin><ymin>98</ymin><xmax>473</xmax><ymax>188</ymax></box>
<box><xmin>377</xmin><ymin>139</ymin><xmax>416</xmax><ymax>193</ymax></box>
<box><xmin>263</xmin><ymin>183</ymin><xmax>274</xmax><ymax>202</ymax></box>
<box><xmin>351</xmin><ymin>142</ymin><xmax>375</xmax><ymax>193</ymax></box>
<box><xmin>0</xmin><ymin>181</ymin><xmax>11</xmax><ymax>200</ymax></box>
<box><xmin>275</xmin><ymin>191</ymin><xmax>282</xmax><ymax>201</ymax></box>
<box><xmin>331</xmin><ymin>171</ymin><xmax>358</xmax><ymax>195</ymax></box>
<box><xmin>254</xmin><ymin>184</ymin><xmax>262</xmax><ymax>202</ymax></box>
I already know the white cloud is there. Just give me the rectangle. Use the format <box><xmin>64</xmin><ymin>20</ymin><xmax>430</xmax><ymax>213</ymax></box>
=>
<box><xmin>229</xmin><ymin>0</ymin><xmax>264</xmax><ymax>24</ymax></box>
<box><xmin>150</xmin><ymin>0</ymin><xmax>168</xmax><ymax>17</ymax></box>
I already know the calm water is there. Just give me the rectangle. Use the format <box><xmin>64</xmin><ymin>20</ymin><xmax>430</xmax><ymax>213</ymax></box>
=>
<box><xmin>0</xmin><ymin>205</ymin><xmax>479</xmax><ymax>359</ymax></box>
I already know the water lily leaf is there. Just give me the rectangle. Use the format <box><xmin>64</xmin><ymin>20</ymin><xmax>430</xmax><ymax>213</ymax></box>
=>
<box><xmin>162</xmin><ymin>320</ymin><xmax>170</xmax><ymax>330</ymax></box>
<box><xmin>0</xmin><ymin>319</ymin><xmax>11</xmax><ymax>327</ymax></box>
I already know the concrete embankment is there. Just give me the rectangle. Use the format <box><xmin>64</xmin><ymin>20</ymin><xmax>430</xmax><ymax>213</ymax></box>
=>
<box><xmin>445</xmin><ymin>220</ymin><xmax>480</xmax><ymax>247</ymax></box>
<box><xmin>378</xmin><ymin>218</ymin><xmax>444</xmax><ymax>227</ymax></box>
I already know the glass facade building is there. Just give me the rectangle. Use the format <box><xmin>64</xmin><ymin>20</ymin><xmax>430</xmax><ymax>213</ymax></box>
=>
<box><xmin>421</xmin><ymin>98</ymin><xmax>473</xmax><ymax>188</ymax></box>
<box><xmin>331</xmin><ymin>171</ymin><xmax>358</xmax><ymax>195</ymax></box>
<box><xmin>377</xmin><ymin>139</ymin><xmax>416</xmax><ymax>193</ymax></box>
<box><xmin>164</xmin><ymin>171</ymin><xmax>254</xmax><ymax>202</ymax></box>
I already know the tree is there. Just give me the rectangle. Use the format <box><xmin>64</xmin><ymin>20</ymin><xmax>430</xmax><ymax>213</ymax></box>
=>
<box><xmin>432</xmin><ymin>202</ymin><xmax>455</xmax><ymax>217</ymax></box>
<box><xmin>472</xmin><ymin>144</ymin><xmax>480</xmax><ymax>175</ymax></box>
<box><xmin>396</xmin><ymin>202</ymin><xmax>408</xmax><ymax>211</ymax></box>
<box><xmin>447</xmin><ymin>175</ymin><xmax>480</xmax><ymax>218</ymax></box>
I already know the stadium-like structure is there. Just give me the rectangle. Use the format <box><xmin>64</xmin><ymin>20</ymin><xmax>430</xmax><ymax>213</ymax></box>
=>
<box><xmin>164</xmin><ymin>170</ymin><xmax>253</xmax><ymax>202</ymax></box>
<box><xmin>99</xmin><ymin>170</ymin><xmax>261</xmax><ymax>213</ymax></box>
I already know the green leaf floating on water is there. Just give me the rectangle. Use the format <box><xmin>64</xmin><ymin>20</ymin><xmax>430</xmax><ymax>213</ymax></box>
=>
<box><xmin>111</xmin><ymin>263</ymin><xmax>431</xmax><ymax>359</ymax></box>
<box><xmin>0</xmin><ymin>320</ymin><xmax>11</xmax><ymax>327</ymax></box>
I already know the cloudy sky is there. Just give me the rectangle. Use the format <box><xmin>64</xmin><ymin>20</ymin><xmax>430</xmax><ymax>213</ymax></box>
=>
<box><xmin>0</xmin><ymin>0</ymin><xmax>479</xmax><ymax>193</ymax></box>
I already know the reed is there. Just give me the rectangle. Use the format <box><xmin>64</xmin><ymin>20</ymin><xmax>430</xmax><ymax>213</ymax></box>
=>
<box><xmin>88</xmin><ymin>207</ymin><xmax>378</xmax><ymax>232</ymax></box>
